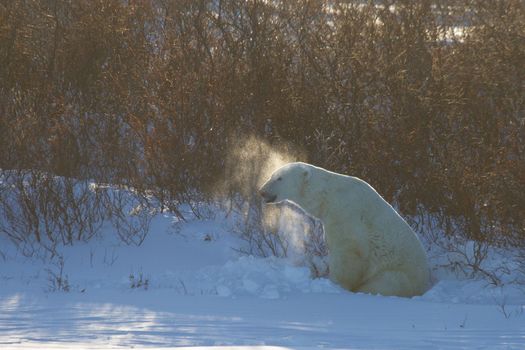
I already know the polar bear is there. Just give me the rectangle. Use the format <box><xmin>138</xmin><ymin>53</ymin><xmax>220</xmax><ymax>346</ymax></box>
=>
<box><xmin>259</xmin><ymin>162</ymin><xmax>429</xmax><ymax>297</ymax></box>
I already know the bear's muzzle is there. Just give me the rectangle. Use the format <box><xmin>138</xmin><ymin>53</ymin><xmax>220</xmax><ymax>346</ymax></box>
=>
<box><xmin>259</xmin><ymin>190</ymin><xmax>277</xmax><ymax>203</ymax></box>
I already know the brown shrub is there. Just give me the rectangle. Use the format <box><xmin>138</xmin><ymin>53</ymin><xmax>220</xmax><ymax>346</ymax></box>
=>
<box><xmin>0</xmin><ymin>0</ymin><xmax>523</xmax><ymax>248</ymax></box>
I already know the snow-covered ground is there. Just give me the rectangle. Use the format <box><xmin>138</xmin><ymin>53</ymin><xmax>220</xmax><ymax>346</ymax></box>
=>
<box><xmin>1</xmin><ymin>204</ymin><xmax>524</xmax><ymax>349</ymax></box>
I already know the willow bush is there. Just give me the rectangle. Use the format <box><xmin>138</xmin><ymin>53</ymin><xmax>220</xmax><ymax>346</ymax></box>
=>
<box><xmin>0</xmin><ymin>0</ymin><xmax>523</xmax><ymax>249</ymax></box>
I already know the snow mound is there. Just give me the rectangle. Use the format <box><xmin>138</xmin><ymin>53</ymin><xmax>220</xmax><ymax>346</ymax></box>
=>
<box><xmin>196</xmin><ymin>256</ymin><xmax>341</xmax><ymax>298</ymax></box>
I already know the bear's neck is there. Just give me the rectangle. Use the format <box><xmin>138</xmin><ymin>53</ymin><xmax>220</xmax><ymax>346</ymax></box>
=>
<box><xmin>300</xmin><ymin>187</ymin><xmax>331</xmax><ymax>223</ymax></box>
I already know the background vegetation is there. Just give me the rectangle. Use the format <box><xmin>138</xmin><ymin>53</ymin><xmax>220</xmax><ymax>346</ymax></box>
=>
<box><xmin>1</xmin><ymin>0</ymin><xmax>524</xmax><ymax>258</ymax></box>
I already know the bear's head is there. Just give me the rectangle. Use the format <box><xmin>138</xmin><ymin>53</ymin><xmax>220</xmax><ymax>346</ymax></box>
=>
<box><xmin>258</xmin><ymin>162</ymin><xmax>312</xmax><ymax>208</ymax></box>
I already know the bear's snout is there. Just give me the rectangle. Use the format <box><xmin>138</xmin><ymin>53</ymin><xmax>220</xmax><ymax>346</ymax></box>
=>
<box><xmin>259</xmin><ymin>189</ymin><xmax>277</xmax><ymax>203</ymax></box>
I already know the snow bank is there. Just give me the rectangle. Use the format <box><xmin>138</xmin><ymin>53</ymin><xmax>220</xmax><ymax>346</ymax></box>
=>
<box><xmin>1</xmin><ymin>186</ymin><xmax>525</xmax><ymax>349</ymax></box>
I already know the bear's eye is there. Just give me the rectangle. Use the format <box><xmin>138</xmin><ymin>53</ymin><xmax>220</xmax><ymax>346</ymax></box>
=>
<box><xmin>277</xmin><ymin>177</ymin><xmax>282</xmax><ymax>181</ymax></box>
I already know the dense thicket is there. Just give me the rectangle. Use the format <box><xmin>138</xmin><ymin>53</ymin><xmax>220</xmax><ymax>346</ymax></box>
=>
<box><xmin>1</xmin><ymin>0</ymin><xmax>524</xmax><ymax>247</ymax></box>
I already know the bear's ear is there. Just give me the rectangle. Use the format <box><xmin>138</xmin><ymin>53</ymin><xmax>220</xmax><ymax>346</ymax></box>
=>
<box><xmin>302</xmin><ymin>168</ymin><xmax>311</xmax><ymax>181</ymax></box>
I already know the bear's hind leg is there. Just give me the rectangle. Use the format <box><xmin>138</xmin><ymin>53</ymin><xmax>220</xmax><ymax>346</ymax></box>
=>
<box><xmin>357</xmin><ymin>270</ymin><xmax>417</xmax><ymax>297</ymax></box>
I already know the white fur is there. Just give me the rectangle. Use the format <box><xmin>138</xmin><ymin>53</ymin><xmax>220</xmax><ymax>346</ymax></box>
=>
<box><xmin>259</xmin><ymin>162</ymin><xmax>430</xmax><ymax>297</ymax></box>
